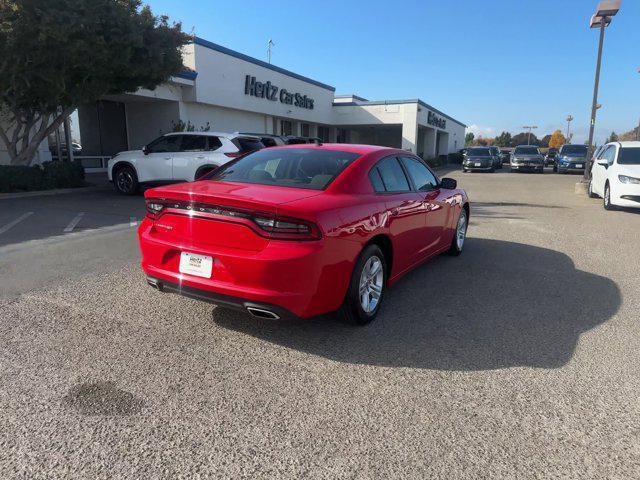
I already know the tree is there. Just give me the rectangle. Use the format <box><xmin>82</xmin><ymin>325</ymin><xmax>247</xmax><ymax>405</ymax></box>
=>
<box><xmin>0</xmin><ymin>0</ymin><xmax>190</xmax><ymax>165</ymax></box>
<box><xmin>607</xmin><ymin>131</ymin><xmax>619</xmax><ymax>143</ymax></box>
<box><xmin>540</xmin><ymin>135</ymin><xmax>552</xmax><ymax>148</ymax></box>
<box><xmin>465</xmin><ymin>132</ymin><xmax>475</xmax><ymax>146</ymax></box>
<box><xmin>494</xmin><ymin>131</ymin><xmax>512</xmax><ymax>147</ymax></box>
<box><xmin>620</xmin><ymin>128</ymin><xmax>639</xmax><ymax>141</ymax></box>
<box><xmin>548</xmin><ymin>130</ymin><xmax>566</xmax><ymax>149</ymax></box>
<box><xmin>510</xmin><ymin>132</ymin><xmax>540</xmax><ymax>147</ymax></box>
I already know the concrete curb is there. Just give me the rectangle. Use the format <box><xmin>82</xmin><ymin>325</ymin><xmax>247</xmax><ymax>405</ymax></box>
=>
<box><xmin>0</xmin><ymin>184</ymin><xmax>107</xmax><ymax>200</ymax></box>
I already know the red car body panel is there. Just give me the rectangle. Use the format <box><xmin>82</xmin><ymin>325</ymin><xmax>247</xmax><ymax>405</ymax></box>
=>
<box><xmin>138</xmin><ymin>144</ymin><xmax>469</xmax><ymax>318</ymax></box>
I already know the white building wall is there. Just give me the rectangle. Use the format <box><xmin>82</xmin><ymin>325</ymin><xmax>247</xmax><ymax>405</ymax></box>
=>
<box><xmin>180</xmin><ymin>102</ymin><xmax>269</xmax><ymax>134</ymax></box>
<box><xmin>125</xmin><ymin>101</ymin><xmax>181</xmax><ymax>150</ymax></box>
<box><xmin>191</xmin><ymin>42</ymin><xmax>335</xmax><ymax>126</ymax></box>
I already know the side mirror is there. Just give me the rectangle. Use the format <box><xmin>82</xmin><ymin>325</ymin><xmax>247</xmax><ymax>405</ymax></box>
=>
<box><xmin>440</xmin><ymin>177</ymin><xmax>457</xmax><ymax>190</ymax></box>
<box><xmin>597</xmin><ymin>160</ymin><xmax>609</xmax><ymax>168</ymax></box>
<box><xmin>142</xmin><ymin>145</ymin><xmax>149</xmax><ymax>155</ymax></box>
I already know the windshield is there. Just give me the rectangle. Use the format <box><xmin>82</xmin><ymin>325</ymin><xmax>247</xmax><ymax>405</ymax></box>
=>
<box><xmin>207</xmin><ymin>148</ymin><xmax>360</xmax><ymax>190</ymax></box>
<box><xmin>618</xmin><ymin>148</ymin><xmax>640</xmax><ymax>165</ymax></box>
<box><xmin>467</xmin><ymin>148</ymin><xmax>491</xmax><ymax>156</ymax></box>
<box><xmin>514</xmin><ymin>147</ymin><xmax>540</xmax><ymax>155</ymax></box>
<box><xmin>560</xmin><ymin>145</ymin><xmax>588</xmax><ymax>155</ymax></box>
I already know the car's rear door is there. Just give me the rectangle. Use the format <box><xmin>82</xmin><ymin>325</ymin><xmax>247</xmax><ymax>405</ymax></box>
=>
<box><xmin>171</xmin><ymin>135</ymin><xmax>217</xmax><ymax>181</ymax></box>
<box><xmin>399</xmin><ymin>156</ymin><xmax>450</xmax><ymax>257</ymax></box>
<box><xmin>372</xmin><ymin>156</ymin><xmax>425</xmax><ymax>273</ymax></box>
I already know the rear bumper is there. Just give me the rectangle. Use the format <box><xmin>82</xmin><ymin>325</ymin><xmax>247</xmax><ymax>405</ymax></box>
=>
<box><xmin>146</xmin><ymin>276</ymin><xmax>296</xmax><ymax>319</ymax></box>
<box><xmin>557</xmin><ymin>163</ymin><xmax>585</xmax><ymax>172</ymax></box>
<box><xmin>138</xmin><ymin>219</ymin><xmax>356</xmax><ymax>318</ymax></box>
<box><xmin>511</xmin><ymin>164</ymin><xmax>543</xmax><ymax>171</ymax></box>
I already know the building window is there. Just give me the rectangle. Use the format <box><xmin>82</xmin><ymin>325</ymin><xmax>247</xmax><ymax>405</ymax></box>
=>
<box><xmin>301</xmin><ymin>123</ymin><xmax>310</xmax><ymax>137</ymax></box>
<box><xmin>317</xmin><ymin>126</ymin><xmax>330</xmax><ymax>141</ymax></box>
<box><xmin>280</xmin><ymin>120</ymin><xmax>293</xmax><ymax>136</ymax></box>
<box><xmin>337</xmin><ymin>128</ymin><xmax>349</xmax><ymax>144</ymax></box>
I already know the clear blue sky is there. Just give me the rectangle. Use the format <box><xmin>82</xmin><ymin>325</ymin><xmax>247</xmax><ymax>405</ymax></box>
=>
<box><xmin>148</xmin><ymin>0</ymin><xmax>639</xmax><ymax>144</ymax></box>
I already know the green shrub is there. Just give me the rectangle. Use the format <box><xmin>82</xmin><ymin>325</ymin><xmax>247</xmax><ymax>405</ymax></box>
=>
<box><xmin>0</xmin><ymin>161</ymin><xmax>85</xmax><ymax>193</ymax></box>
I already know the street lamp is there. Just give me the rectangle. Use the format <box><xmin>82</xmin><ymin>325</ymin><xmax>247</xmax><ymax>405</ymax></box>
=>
<box><xmin>566</xmin><ymin>115</ymin><xmax>574</xmax><ymax>141</ymax></box>
<box><xmin>637</xmin><ymin>69</ymin><xmax>640</xmax><ymax>141</ymax></box>
<box><xmin>522</xmin><ymin>125</ymin><xmax>538</xmax><ymax>145</ymax></box>
<box><xmin>584</xmin><ymin>0</ymin><xmax>621</xmax><ymax>181</ymax></box>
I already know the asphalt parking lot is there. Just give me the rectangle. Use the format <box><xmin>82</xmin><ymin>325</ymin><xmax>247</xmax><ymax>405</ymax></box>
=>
<box><xmin>1</xmin><ymin>167</ymin><xmax>639</xmax><ymax>479</ymax></box>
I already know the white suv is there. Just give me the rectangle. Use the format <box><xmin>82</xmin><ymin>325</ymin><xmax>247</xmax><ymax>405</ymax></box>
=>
<box><xmin>108</xmin><ymin>132</ymin><xmax>264</xmax><ymax>194</ymax></box>
<box><xmin>589</xmin><ymin>141</ymin><xmax>640</xmax><ymax>210</ymax></box>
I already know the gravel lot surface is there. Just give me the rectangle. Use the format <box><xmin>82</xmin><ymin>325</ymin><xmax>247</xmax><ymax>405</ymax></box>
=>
<box><xmin>1</xmin><ymin>169</ymin><xmax>639</xmax><ymax>479</ymax></box>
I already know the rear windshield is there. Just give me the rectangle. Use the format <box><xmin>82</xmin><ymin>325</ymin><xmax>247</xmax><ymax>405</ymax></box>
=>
<box><xmin>514</xmin><ymin>147</ymin><xmax>540</xmax><ymax>155</ymax></box>
<box><xmin>208</xmin><ymin>148</ymin><xmax>360</xmax><ymax>190</ymax></box>
<box><xmin>233</xmin><ymin>137</ymin><xmax>265</xmax><ymax>153</ymax></box>
<box><xmin>560</xmin><ymin>145</ymin><xmax>588</xmax><ymax>155</ymax></box>
<box><xmin>618</xmin><ymin>148</ymin><xmax>640</xmax><ymax>165</ymax></box>
<box><xmin>466</xmin><ymin>148</ymin><xmax>491</xmax><ymax>156</ymax></box>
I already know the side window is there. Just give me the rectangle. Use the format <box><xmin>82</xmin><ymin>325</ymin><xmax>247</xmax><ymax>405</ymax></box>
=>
<box><xmin>369</xmin><ymin>168</ymin><xmax>385</xmax><ymax>192</ymax></box>
<box><xmin>207</xmin><ymin>136</ymin><xmax>222</xmax><ymax>151</ymax></box>
<box><xmin>607</xmin><ymin>146</ymin><xmax>617</xmax><ymax>165</ymax></box>
<box><xmin>146</xmin><ymin>135</ymin><xmax>182</xmax><ymax>154</ymax></box>
<box><xmin>375</xmin><ymin>157</ymin><xmax>411</xmax><ymax>192</ymax></box>
<box><xmin>400</xmin><ymin>156</ymin><xmax>439</xmax><ymax>191</ymax></box>
<box><xmin>181</xmin><ymin>135</ymin><xmax>207</xmax><ymax>152</ymax></box>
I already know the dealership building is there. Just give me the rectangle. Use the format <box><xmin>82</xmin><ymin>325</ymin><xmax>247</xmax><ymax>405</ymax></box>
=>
<box><xmin>0</xmin><ymin>37</ymin><xmax>466</xmax><ymax>168</ymax></box>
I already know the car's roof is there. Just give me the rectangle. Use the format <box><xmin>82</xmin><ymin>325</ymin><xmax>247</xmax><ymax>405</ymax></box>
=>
<box><xmin>273</xmin><ymin>143</ymin><xmax>400</xmax><ymax>155</ymax></box>
<box><xmin>164</xmin><ymin>131</ymin><xmax>258</xmax><ymax>139</ymax></box>
<box><xmin>237</xmin><ymin>132</ymin><xmax>282</xmax><ymax>138</ymax></box>
<box><xmin>561</xmin><ymin>144</ymin><xmax>587</xmax><ymax>147</ymax></box>
<box><xmin>615</xmin><ymin>141</ymin><xmax>640</xmax><ymax>148</ymax></box>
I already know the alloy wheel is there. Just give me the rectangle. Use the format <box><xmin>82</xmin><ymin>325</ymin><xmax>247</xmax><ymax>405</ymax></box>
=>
<box><xmin>456</xmin><ymin>210</ymin><xmax>468</xmax><ymax>250</ymax></box>
<box><xmin>117</xmin><ymin>170</ymin><xmax>134</xmax><ymax>193</ymax></box>
<box><xmin>358</xmin><ymin>256</ymin><xmax>384</xmax><ymax>314</ymax></box>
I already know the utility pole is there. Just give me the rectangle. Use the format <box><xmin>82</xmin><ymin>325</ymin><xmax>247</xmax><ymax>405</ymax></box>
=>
<box><xmin>267</xmin><ymin>38</ymin><xmax>275</xmax><ymax>64</ymax></box>
<box><xmin>566</xmin><ymin>115</ymin><xmax>574</xmax><ymax>141</ymax></box>
<box><xmin>522</xmin><ymin>125</ymin><xmax>538</xmax><ymax>145</ymax></box>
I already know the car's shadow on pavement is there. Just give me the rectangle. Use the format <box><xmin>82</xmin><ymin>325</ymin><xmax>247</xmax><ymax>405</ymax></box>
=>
<box><xmin>211</xmin><ymin>239</ymin><xmax>621</xmax><ymax>371</ymax></box>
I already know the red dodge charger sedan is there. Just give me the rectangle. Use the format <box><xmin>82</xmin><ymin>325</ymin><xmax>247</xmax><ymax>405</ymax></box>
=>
<box><xmin>139</xmin><ymin>144</ymin><xmax>470</xmax><ymax>325</ymax></box>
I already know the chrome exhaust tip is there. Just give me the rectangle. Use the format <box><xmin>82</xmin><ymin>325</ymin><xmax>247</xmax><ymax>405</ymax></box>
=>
<box><xmin>146</xmin><ymin>278</ymin><xmax>162</xmax><ymax>291</ymax></box>
<box><xmin>246</xmin><ymin>307</ymin><xmax>280</xmax><ymax>320</ymax></box>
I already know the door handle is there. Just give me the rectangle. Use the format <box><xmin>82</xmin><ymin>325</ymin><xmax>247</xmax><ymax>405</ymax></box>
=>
<box><xmin>164</xmin><ymin>156</ymin><xmax>171</xmax><ymax>160</ymax></box>
<box><xmin>196</xmin><ymin>155</ymin><xmax>205</xmax><ymax>159</ymax></box>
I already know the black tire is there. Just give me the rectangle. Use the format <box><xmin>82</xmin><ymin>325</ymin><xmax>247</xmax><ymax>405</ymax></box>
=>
<box><xmin>588</xmin><ymin>181</ymin><xmax>598</xmax><ymax>198</ymax></box>
<box><xmin>553</xmin><ymin>164</ymin><xmax>558</xmax><ymax>173</ymax></box>
<box><xmin>113</xmin><ymin>165</ymin><xmax>139</xmax><ymax>195</ymax></box>
<box><xmin>538</xmin><ymin>168</ymin><xmax>544</xmax><ymax>174</ymax></box>
<box><xmin>604</xmin><ymin>182</ymin><xmax>616</xmax><ymax>210</ymax></box>
<box><xmin>338</xmin><ymin>244</ymin><xmax>386</xmax><ymax>326</ymax></box>
<box><xmin>489</xmin><ymin>168</ymin><xmax>495</xmax><ymax>173</ymax></box>
<box><xmin>448</xmin><ymin>208</ymin><xmax>468</xmax><ymax>256</ymax></box>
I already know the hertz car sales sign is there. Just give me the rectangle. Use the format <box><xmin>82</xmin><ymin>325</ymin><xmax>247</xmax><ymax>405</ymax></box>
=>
<box><xmin>244</xmin><ymin>75</ymin><xmax>314</xmax><ymax>110</ymax></box>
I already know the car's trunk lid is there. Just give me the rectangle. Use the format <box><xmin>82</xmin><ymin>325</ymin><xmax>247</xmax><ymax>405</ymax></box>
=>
<box><xmin>146</xmin><ymin>181</ymin><xmax>322</xmax><ymax>251</ymax></box>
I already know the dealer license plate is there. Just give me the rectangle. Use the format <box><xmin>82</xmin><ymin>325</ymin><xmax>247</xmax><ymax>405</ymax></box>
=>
<box><xmin>475</xmin><ymin>162</ymin><xmax>481</xmax><ymax>167</ymax></box>
<box><xmin>575</xmin><ymin>164</ymin><xmax>583</xmax><ymax>168</ymax></box>
<box><xmin>179</xmin><ymin>252</ymin><xmax>213</xmax><ymax>278</ymax></box>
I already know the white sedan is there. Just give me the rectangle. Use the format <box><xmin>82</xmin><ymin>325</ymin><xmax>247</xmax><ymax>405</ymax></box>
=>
<box><xmin>108</xmin><ymin>132</ymin><xmax>264</xmax><ymax>195</ymax></box>
<box><xmin>589</xmin><ymin>141</ymin><xmax>640</xmax><ymax>210</ymax></box>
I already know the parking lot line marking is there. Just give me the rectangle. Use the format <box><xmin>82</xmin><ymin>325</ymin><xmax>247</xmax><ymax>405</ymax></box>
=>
<box><xmin>64</xmin><ymin>212</ymin><xmax>85</xmax><ymax>233</ymax></box>
<box><xmin>0</xmin><ymin>212</ymin><xmax>34</xmax><ymax>235</ymax></box>
<box><xmin>129</xmin><ymin>216</ymin><xmax>138</xmax><ymax>227</ymax></box>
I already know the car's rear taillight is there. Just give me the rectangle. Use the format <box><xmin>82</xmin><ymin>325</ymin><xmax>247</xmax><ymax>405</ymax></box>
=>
<box><xmin>145</xmin><ymin>198</ymin><xmax>321</xmax><ymax>240</ymax></box>
<box><xmin>146</xmin><ymin>200</ymin><xmax>165</xmax><ymax>220</ymax></box>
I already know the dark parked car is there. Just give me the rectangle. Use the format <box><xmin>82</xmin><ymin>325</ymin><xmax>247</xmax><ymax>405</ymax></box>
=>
<box><xmin>463</xmin><ymin>147</ymin><xmax>497</xmax><ymax>173</ymax></box>
<box><xmin>554</xmin><ymin>144</ymin><xmax>589</xmax><ymax>174</ymax></box>
<box><xmin>500</xmin><ymin>149</ymin><xmax>512</xmax><ymax>164</ymax></box>
<box><xmin>488</xmin><ymin>146</ymin><xmax>503</xmax><ymax>169</ymax></box>
<box><xmin>510</xmin><ymin>145</ymin><xmax>545</xmax><ymax>173</ymax></box>
<box><xmin>545</xmin><ymin>148</ymin><xmax>558</xmax><ymax>166</ymax></box>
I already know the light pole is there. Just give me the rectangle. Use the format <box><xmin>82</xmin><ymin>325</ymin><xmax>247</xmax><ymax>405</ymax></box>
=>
<box><xmin>267</xmin><ymin>38</ymin><xmax>275</xmax><ymax>64</ymax></box>
<box><xmin>566</xmin><ymin>115</ymin><xmax>574</xmax><ymax>141</ymax></box>
<box><xmin>522</xmin><ymin>125</ymin><xmax>538</xmax><ymax>145</ymax></box>
<box><xmin>637</xmin><ymin>69</ymin><xmax>640</xmax><ymax>141</ymax></box>
<box><xmin>584</xmin><ymin>1</ymin><xmax>620</xmax><ymax>181</ymax></box>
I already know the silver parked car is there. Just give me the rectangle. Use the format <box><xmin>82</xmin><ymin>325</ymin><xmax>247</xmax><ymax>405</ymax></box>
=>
<box><xmin>510</xmin><ymin>145</ymin><xmax>545</xmax><ymax>174</ymax></box>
